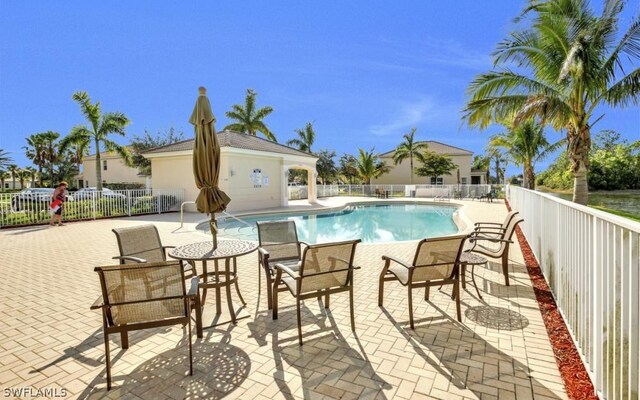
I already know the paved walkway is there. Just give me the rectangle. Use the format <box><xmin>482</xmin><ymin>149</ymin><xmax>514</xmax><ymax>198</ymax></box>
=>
<box><xmin>0</xmin><ymin>198</ymin><xmax>567</xmax><ymax>399</ymax></box>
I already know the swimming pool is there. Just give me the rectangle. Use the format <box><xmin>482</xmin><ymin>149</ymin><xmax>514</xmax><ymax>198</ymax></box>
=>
<box><xmin>199</xmin><ymin>202</ymin><xmax>461</xmax><ymax>243</ymax></box>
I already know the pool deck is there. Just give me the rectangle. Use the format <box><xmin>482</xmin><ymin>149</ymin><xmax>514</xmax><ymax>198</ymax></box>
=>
<box><xmin>0</xmin><ymin>198</ymin><xmax>568</xmax><ymax>399</ymax></box>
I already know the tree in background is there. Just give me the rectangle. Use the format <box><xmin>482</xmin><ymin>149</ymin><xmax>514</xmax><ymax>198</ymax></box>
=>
<box><xmin>66</xmin><ymin>136</ymin><xmax>91</xmax><ymax>174</ymax></box>
<box><xmin>0</xmin><ymin>170</ymin><xmax>9</xmax><ymax>190</ymax></box>
<box><xmin>486</xmin><ymin>147</ymin><xmax>507</xmax><ymax>185</ymax></box>
<box><xmin>392</xmin><ymin>128</ymin><xmax>428</xmax><ymax>184</ymax></box>
<box><xmin>60</xmin><ymin>91</ymin><xmax>131</xmax><ymax>191</ymax></box>
<box><xmin>315</xmin><ymin>149</ymin><xmax>337</xmax><ymax>184</ymax></box>
<box><xmin>472</xmin><ymin>155</ymin><xmax>491</xmax><ymax>183</ymax></box>
<box><xmin>355</xmin><ymin>148</ymin><xmax>390</xmax><ymax>184</ymax></box>
<box><xmin>338</xmin><ymin>154</ymin><xmax>358</xmax><ymax>184</ymax></box>
<box><xmin>286</xmin><ymin>122</ymin><xmax>315</xmax><ymax>153</ymax></box>
<box><xmin>415</xmin><ymin>151</ymin><xmax>457</xmax><ymax>182</ymax></box>
<box><xmin>23</xmin><ymin>134</ymin><xmax>47</xmax><ymax>187</ymax></box>
<box><xmin>40</xmin><ymin>131</ymin><xmax>60</xmax><ymax>186</ymax></box>
<box><xmin>464</xmin><ymin>0</ymin><xmax>640</xmax><ymax>204</ymax></box>
<box><xmin>488</xmin><ymin>120</ymin><xmax>564</xmax><ymax>189</ymax></box>
<box><xmin>0</xmin><ymin>149</ymin><xmax>13</xmax><ymax>171</ymax></box>
<box><xmin>8</xmin><ymin>164</ymin><xmax>19</xmax><ymax>189</ymax></box>
<box><xmin>17</xmin><ymin>168</ymin><xmax>30</xmax><ymax>189</ymax></box>
<box><xmin>130</xmin><ymin>128</ymin><xmax>185</xmax><ymax>176</ymax></box>
<box><xmin>224</xmin><ymin>89</ymin><xmax>276</xmax><ymax>142</ymax></box>
<box><xmin>23</xmin><ymin>167</ymin><xmax>37</xmax><ymax>188</ymax></box>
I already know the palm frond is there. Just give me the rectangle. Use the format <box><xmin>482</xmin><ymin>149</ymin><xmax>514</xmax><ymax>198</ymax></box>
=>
<box><xmin>223</xmin><ymin>123</ymin><xmax>246</xmax><ymax>133</ymax></box>
<box><xmin>103</xmin><ymin>139</ymin><xmax>133</xmax><ymax>166</ymax></box>
<box><xmin>601</xmin><ymin>68</ymin><xmax>640</xmax><ymax>107</ymax></box>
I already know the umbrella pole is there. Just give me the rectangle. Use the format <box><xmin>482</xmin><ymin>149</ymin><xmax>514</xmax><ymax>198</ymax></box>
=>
<box><xmin>209</xmin><ymin>215</ymin><xmax>218</xmax><ymax>250</ymax></box>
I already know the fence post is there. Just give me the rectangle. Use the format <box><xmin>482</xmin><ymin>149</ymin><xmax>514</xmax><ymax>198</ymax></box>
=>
<box><xmin>157</xmin><ymin>192</ymin><xmax>161</xmax><ymax>214</ymax></box>
<box><xmin>127</xmin><ymin>190</ymin><xmax>131</xmax><ymax>216</ymax></box>
<box><xmin>91</xmin><ymin>192</ymin><xmax>97</xmax><ymax>220</ymax></box>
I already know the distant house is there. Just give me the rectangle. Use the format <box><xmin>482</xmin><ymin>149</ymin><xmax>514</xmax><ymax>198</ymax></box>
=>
<box><xmin>76</xmin><ymin>150</ymin><xmax>147</xmax><ymax>188</ymax></box>
<box><xmin>371</xmin><ymin>141</ymin><xmax>488</xmax><ymax>185</ymax></box>
<box><xmin>144</xmin><ymin>130</ymin><xmax>319</xmax><ymax>213</ymax></box>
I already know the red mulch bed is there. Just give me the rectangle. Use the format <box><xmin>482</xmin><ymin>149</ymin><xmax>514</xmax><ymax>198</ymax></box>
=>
<box><xmin>505</xmin><ymin>200</ymin><xmax>597</xmax><ymax>400</ymax></box>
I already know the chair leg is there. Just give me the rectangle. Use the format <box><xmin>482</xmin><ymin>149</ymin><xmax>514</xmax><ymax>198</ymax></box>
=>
<box><xmin>408</xmin><ymin>285</ymin><xmax>414</xmax><ymax>329</ymax></box>
<box><xmin>296</xmin><ymin>298</ymin><xmax>303</xmax><ymax>346</ymax></box>
<box><xmin>120</xmin><ymin>331</ymin><xmax>128</xmax><ymax>349</ymax></box>
<box><xmin>266</xmin><ymin>272</ymin><xmax>274</xmax><ymax>310</ymax></box>
<box><xmin>502</xmin><ymin>251</ymin><xmax>510</xmax><ymax>286</ymax></box>
<box><xmin>233</xmin><ymin>258</ymin><xmax>246</xmax><ymax>306</ymax></box>
<box><xmin>187</xmin><ymin>318</ymin><xmax>193</xmax><ymax>376</ymax></box>
<box><xmin>272</xmin><ymin>284</ymin><xmax>279</xmax><ymax>320</ymax></box>
<box><xmin>104</xmin><ymin>328</ymin><xmax>112</xmax><ymax>390</ymax></box>
<box><xmin>349</xmin><ymin>286</ymin><xmax>355</xmax><ymax>332</ymax></box>
<box><xmin>424</xmin><ymin>285</ymin><xmax>430</xmax><ymax>301</ymax></box>
<box><xmin>324</xmin><ymin>294</ymin><xmax>330</xmax><ymax>309</ymax></box>
<box><xmin>193</xmin><ymin>297</ymin><xmax>203</xmax><ymax>339</ymax></box>
<box><xmin>454</xmin><ymin>281</ymin><xmax>462</xmax><ymax>322</ymax></box>
<box><xmin>378</xmin><ymin>277</ymin><xmax>385</xmax><ymax>306</ymax></box>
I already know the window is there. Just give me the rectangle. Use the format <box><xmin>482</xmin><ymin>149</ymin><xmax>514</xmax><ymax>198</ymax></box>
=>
<box><xmin>103</xmin><ymin>160</ymin><xmax>108</xmax><ymax>171</ymax></box>
<box><xmin>430</xmin><ymin>177</ymin><xmax>444</xmax><ymax>185</ymax></box>
<box><xmin>461</xmin><ymin>177</ymin><xmax>468</xmax><ymax>184</ymax></box>
<box><xmin>85</xmin><ymin>180</ymin><xmax>89</xmax><ymax>188</ymax></box>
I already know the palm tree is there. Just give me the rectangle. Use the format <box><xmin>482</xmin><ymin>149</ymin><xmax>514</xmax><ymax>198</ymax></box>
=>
<box><xmin>23</xmin><ymin>134</ymin><xmax>47</xmax><ymax>187</ymax></box>
<box><xmin>489</xmin><ymin>120</ymin><xmax>565</xmax><ymax>189</ymax></box>
<box><xmin>392</xmin><ymin>128</ymin><xmax>428</xmax><ymax>184</ymax></box>
<box><xmin>8</xmin><ymin>164</ymin><xmax>19</xmax><ymax>189</ymax></box>
<box><xmin>286</xmin><ymin>122</ymin><xmax>315</xmax><ymax>153</ymax></box>
<box><xmin>17</xmin><ymin>168</ymin><xmax>31</xmax><ymax>189</ymax></box>
<box><xmin>472</xmin><ymin>155</ymin><xmax>491</xmax><ymax>183</ymax></box>
<box><xmin>464</xmin><ymin>0</ymin><xmax>640</xmax><ymax>205</ymax></box>
<box><xmin>60</xmin><ymin>91</ymin><xmax>131</xmax><ymax>191</ymax></box>
<box><xmin>23</xmin><ymin>166</ymin><xmax>37</xmax><ymax>188</ymax></box>
<box><xmin>224</xmin><ymin>89</ymin><xmax>277</xmax><ymax>141</ymax></box>
<box><xmin>67</xmin><ymin>136</ymin><xmax>91</xmax><ymax>172</ymax></box>
<box><xmin>0</xmin><ymin>148</ymin><xmax>13</xmax><ymax>170</ymax></box>
<box><xmin>39</xmin><ymin>131</ymin><xmax>60</xmax><ymax>186</ymax></box>
<box><xmin>0</xmin><ymin>170</ymin><xmax>8</xmax><ymax>191</ymax></box>
<box><xmin>355</xmin><ymin>148</ymin><xmax>390</xmax><ymax>184</ymax></box>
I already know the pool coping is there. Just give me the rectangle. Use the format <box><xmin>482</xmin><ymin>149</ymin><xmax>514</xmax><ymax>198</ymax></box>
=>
<box><xmin>195</xmin><ymin>198</ymin><xmax>475</xmax><ymax>243</ymax></box>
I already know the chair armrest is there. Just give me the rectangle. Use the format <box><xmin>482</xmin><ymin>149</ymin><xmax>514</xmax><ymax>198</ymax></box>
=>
<box><xmin>258</xmin><ymin>247</ymin><xmax>270</xmax><ymax>257</ymax></box>
<box><xmin>474</xmin><ymin>222</ymin><xmax>503</xmax><ymax>227</ymax></box>
<box><xmin>299</xmin><ymin>241</ymin><xmax>310</xmax><ymax>248</ymax></box>
<box><xmin>469</xmin><ymin>237</ymin><xmax>513</xmax><ymax>244</ymax></box>
<box><xmin>187</xmin><ymin>276</ymin><xmax>199</xmax><ymax>297</ymax></box>
<box><xmin>112</xmin><ymin>255</ymin><xmax>146</xmax><ymax>263</ymax></box>
<box><xmin>274</xmin><ymin>263</ymin><xmax>300</xmax><ymax>280</ymax></box>
<box><xmin>381</xmin><ymin>255</ymin><xmax>412</xmax><ymax>269</ymax></box>
<box><xmin>90</xmin><ymin>296</ymin><xmax>103</xmax><ymax>310</ymax></box>
<box><xmin>163</xmin><ymin>245</ymin><xmax>176</xmax><ymax>250</ymax></box>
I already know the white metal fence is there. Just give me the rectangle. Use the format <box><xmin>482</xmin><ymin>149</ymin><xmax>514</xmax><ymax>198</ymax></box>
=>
<box><xmin>507</xmin><ymin>185</ymin><xmax>639</xmax><ymax>400</ymax></box>
<box><xmin>289</xmin><ymin>184</ymin><xmax>494</xmax><ymax>200</ymax></box>
<box><xmin>0</xmin><ymin>188</ymin><xmax>185</xmax><ymax>228</ymax></box>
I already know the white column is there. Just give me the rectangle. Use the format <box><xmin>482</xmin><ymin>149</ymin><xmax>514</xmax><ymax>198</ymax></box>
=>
<box><xmin>281</xmin><ymin>166</ymin><xmax>289</xmax><ymax>207</ymax></box>
<box><xmin>307</xmin><ymin>169</ymin><xmax>318</xmax><ymax>204</ymax></box>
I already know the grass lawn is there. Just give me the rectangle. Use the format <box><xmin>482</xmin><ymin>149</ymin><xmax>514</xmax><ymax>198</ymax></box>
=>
<box><xmin>592</xmin><ymin>206</ymin><xmax>640</xmax><ymax>222</ymax></box>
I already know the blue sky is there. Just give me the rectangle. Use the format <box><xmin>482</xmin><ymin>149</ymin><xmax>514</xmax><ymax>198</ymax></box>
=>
<box><xmin>1</xmin><ymin>1</ymin><xmax>638</xmax><ymax>177</ymax></box>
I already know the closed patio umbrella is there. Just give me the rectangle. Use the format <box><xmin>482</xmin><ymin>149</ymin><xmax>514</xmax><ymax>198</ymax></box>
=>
<box><xmin>190</xmin><ymin>87</ymin><xmax>230</xmax><ymax>249</ymax></box>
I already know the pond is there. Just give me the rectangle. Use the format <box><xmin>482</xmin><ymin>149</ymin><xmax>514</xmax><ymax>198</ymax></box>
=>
<box><xmin>547</xmin><ymin>190</ymin><xmax>640</xmax><ymax>216</ymax></box>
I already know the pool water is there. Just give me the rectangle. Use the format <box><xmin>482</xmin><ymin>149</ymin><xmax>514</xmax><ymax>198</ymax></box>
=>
<box><xmin>205</xmin><ymin>203</ymin><xmax>459</xmax><ymax>243</ymax></box>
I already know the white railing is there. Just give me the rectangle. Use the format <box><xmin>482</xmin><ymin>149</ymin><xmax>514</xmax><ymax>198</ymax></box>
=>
<box><xmin>0</xmin><ymin>188</ymin><xmax>185</xmax><ymax>228</ymax></box>
<box><xmin>289</xmin><ymin>184</ymin><xmax>494</xmax><ymax>200</ymax></box>
<box><xmin>507</xmin><ymin>185</ymin><xmax>640</xmax><ymax>400</ymax></box>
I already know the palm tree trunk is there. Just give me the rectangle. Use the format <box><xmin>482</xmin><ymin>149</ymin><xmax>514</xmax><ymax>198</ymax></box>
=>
<box><xmin>410</xmin><ymin>156</ymin><xmax>413</xmax><ymax>185</ymax></box>
<box><xmin>11</xmin><ymin>174</ymin><xmax>16</xmax><ymax>189</ymax></box>
<box><xmin>95</xmin><ymin>139</ymin><xmax>102</xmax><ymax>191</ymax></box>
<box><xmin>37</xmin><ymin>165</ymin><xmax>43</xmax><ymax>187</ymax></box>
<box><xmin>568</xmin><ymin>126</ymin><xmax>590</xmax><ymax>205</ymax></box>
<box><xmin>523</xmin><ymin>164</ymin><xmax>535</xmax><ymax>190</ymax></box>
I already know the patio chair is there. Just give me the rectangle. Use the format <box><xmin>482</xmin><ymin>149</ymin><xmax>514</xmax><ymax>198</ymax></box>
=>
<box><xmin>112</xmin><ymin>224</ymin><xmax>202</xmax><ymax>337</ymax></box>
<box><xmin>272</xmin><ymin>239</ymin><xmax>361</xmax><ymax>345</ymax></box>
<box><xmin>378</xmin><ymin>234</ymin><xmax>468</xmax><ymax>328</ymax></box>
<box><xmin>467</xmin><ymin>215</ymin><xmax>524</xmax><ymax>286</ymax></box>
<box><xmin>473</xmin><ymin>211</ymin><xmax>519</xmax><ymax>238</ymax></box>
<box><xmin>257</xmin><ymin>221</ymin><xmax>307</xmax><ymax>310</ymax></box>
<box><xmin>91</xmin><ymin>260</ymin><xmax>199</xmax><ymax>390</ymax></box>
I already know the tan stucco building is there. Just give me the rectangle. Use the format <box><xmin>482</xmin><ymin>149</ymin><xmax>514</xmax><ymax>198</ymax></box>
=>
<box><xmin>76</xmin><ymin>151</ymin><xmax>147</xmax><ymax>188</ymax></box>
<box><xmin>371</xmin><ymin>141</ymin><xmax>487</xmax><ymax>185</ymax></box>
<box><xmin>144</xmin><ymin>130</ymin><xmax>318</xmax><ymax>213</ymax></box>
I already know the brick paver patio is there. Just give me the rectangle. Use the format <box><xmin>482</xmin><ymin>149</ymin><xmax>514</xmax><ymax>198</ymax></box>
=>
<box><xmin>0</xmin><ymin>199</ymin><xmax>567</xmax><ymax>399</ymax></box>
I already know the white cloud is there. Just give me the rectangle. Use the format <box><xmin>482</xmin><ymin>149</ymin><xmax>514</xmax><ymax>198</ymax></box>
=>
<box><xmin>368</xmin><ymin>98</ymin><xmax>436</xmax><ymax>136</ymax></box>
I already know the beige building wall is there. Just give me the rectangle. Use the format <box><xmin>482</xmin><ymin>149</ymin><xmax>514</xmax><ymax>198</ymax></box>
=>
<box><xmin>150</xmin><ymin>150</ymin><xmax>285</xmax><ymax>214</ymax></box>
<box><xmin>80</xmin><ymin>154</ymin><xmax>146</xmax><ymax>187</ymax></box>
<box><xmin>372</xmin><ymin>154</ymin><xmax>473</xmax><ymax>185</ymax></box>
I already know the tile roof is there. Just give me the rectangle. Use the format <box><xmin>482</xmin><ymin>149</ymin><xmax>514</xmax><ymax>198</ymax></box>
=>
<box><xmin>144</xmin><ymin>130</ymin><xmax>316</xmax><ymax>158</ymax></box>
<box><xmin>379</xmin><ymin>140</ymin><xmax>474</xmax><ymax>157</ymax></box>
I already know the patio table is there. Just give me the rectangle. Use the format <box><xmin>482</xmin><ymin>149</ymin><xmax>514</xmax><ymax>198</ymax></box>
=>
<box><xmin>169</xmin><ymin>239</ymin><xmax>257</xmax><ymax>326</ymax></box>
<box><xmin>460</xmin><ymin>251</ymin><xmax>488</xmax><ymax>299</ymax></box>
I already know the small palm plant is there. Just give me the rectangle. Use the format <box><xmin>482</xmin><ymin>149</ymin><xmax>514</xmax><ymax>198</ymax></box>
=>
<box><xmin>355</xmin><ymin>148</ymin><xmax>390</xmax><ymax>184</ymax></box>
<box><xmin>286</xmin><ymin>122</ymin><xmax>315</xmax><ymax>153</ymax></box>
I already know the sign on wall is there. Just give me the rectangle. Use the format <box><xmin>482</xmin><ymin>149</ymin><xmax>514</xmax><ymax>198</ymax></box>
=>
<box><xmin>251</xmin><ymin>168</ymin><xmax>262</xmax><ymax>188</ymax></box>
